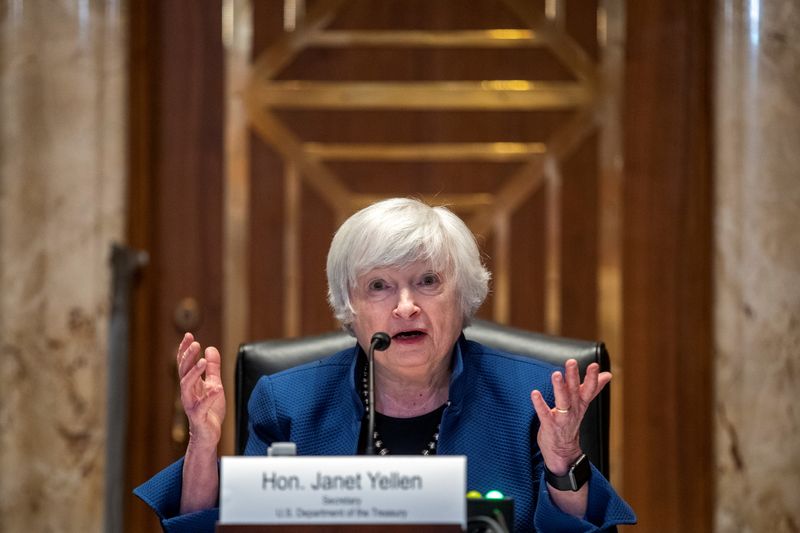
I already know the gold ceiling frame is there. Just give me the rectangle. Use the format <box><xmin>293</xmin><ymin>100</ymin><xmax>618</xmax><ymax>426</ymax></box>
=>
<box><xmin>244</xmin><ymin>0</ymin><xmax>603</xmax><ymax>335</ymax></box>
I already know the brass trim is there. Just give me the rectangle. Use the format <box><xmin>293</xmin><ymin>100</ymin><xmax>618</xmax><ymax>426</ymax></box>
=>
<box><xmin>466</xmin><ymin>108</ymin><xmax>597</xmax><ymax>237</ymax></box>
<box><xmin>283</xmin><ymin>0</ymin><xmax>305</xmax><ymax>32</ymax></box>
<box><xmin>250</xmin><ymin>81</ymin><xmax>591</xmax><ymax>110</ymax></box>
<box><xmin>492</xmin><ymin>214</ymin><xmax>511</xmax><ymax>324</ymax></box>
<box><xmin>545</xmin><ymin>0</ymin><xmax>566</xmax><ymax>28</ymax></box>
<box><xmin>245</xmin><ymin>105</ymin><xmax>352</xmax><ymax>212</ymax></box>
<box><xmin>250</xmin><ymin>0</ymin><xmax>349</xmax><ymax>80</ymax></box>
<box><xmin>500</xmin><ymin>0</ymin><xmax>598</xmax><ymax>85</ymax></box>
<box><xmin>304</xmin><ymin>142</ymin><xmax>546</xmax><ymax>161</ymax></box>
<box><xmin>283</xmin><ymin>163</ymin><xmax>302</xmax><ymax>338</ymax></box>
<box><xmin>544</xmin><ymin>157</ymin><xmax>562</xmax><ymax>335</ymax></box>
<box><xmin>307</xmin><ymin>29</ymin><xmax>542</xmax><ymax>47</ymax></box>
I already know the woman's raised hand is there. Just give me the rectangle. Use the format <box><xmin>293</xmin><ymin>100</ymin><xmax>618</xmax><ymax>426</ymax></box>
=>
<box><xmin>176</xmin><ymin>333</ymin><xmax>226</xmax><ymax>514</ymax></box>
<box><xmin>177</xmin><ymin>332</ymin><xmax>227</xmax><ymax>450</ymax></box>
<box><xmin>530</xmin><ymin>359</ymin><xmax>611</xmax><ymax>476</ymax></box>
<box><xmin>530</xmin><ymin>359</ymin><xmax>611</xmax><ymax>516</ymax></box>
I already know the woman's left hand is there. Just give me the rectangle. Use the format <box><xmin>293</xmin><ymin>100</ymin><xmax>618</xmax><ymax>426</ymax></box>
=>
<box><xmin>530</xmin><ymin>359</ymin><xmax>612</xmax><ymax>476</ymax></box>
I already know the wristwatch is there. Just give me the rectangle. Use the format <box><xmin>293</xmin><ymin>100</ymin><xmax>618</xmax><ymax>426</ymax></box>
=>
<box><xmin>544</xmin><ymin>453</ymin><xmax>591</xmax><ymax>491</ymax></box>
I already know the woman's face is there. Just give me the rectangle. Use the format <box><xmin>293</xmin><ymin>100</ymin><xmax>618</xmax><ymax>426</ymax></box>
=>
<box><xmin>349</xmin><ymin>261</ymin><xmax>464</xmax><ymax>376</ymax></box>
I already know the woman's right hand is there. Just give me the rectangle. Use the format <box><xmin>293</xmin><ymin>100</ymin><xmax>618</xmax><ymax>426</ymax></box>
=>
<box><xmin>177</xmin><ymin>332</ymin><xmax>226</xmax><ymax>451</ymax></box>
<box><xmin>177</xmin><ymin>333</ymin><xmax>226</xmax><ymax>514</ymax></box>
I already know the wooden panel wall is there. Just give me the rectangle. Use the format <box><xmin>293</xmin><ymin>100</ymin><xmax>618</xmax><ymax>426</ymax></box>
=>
<box><xmin>126</xmin><ymin>1</ymin><xmax>224</xmax><ymax>531</ymax></box>
<box><xmin>622</xmin><ymin>1</ymin><xmax>713</xmax><ymax>531</ymax></box>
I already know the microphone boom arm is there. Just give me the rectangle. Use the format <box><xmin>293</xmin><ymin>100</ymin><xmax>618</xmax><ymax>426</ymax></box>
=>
<box><xmin>366</xmin><ymin>332</ymin><xmax>391</xmax><ymax>455</ymax></box>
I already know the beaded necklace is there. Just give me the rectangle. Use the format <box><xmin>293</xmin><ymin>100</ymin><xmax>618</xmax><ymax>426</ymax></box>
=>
<box><xmin>360</xmin><ymin>362</ymin><xmax>447</xmax><ymax>455</ymax></box>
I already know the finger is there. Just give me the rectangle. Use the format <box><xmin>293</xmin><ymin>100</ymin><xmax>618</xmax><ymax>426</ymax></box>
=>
<box><xmin>596</xmin><ymin>371</ymin><xmax>612</xmax><ymax>394</ymax></box>
<box><xmin>551</xmin><ymin>370</ymin><xmax>570</xmax><ymax>411</ymax></box>
<box><xmin>579</xmin><ymin>362</ymin><xmax>600</xmax><ymax>402</ymax></box>
<box><xmin>178</xmin><ymin>341</ymin><xmax>202</xmax><ymax>379</ymax></box>
<box><xmin>530</xmin><ymin>390</ymin><xmax>553</xmax><ymax>423</ymax></box>
<box><xmin>581</xmin><ymin>365</ymin><xmax>613</xmax><ymax>404</ymax></box>
<box><xmin>564</xmin><ymin>359</ymin><xmax>581</xmax><ymax>407</ymax></box>
<box><xmin>176</xmin><ymin>332</ymin><xmax>194</xmax><ymax>368</ymax></box>
<box><xmin>180</xmin><ymin>357</ymin><xmax>208</xmax><ymax>404</ymax></box>
<box><xmin>203</xmin><ymin>346</ymin><xmax>223</xmax><ymax>384</ymax></box>
<box><xmin>178</xmin><ymin>342</ymin><xmax>198</xmax><ymax>379</ymax></box>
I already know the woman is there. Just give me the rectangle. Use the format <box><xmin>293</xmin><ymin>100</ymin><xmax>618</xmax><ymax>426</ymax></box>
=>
<box><xmin>136</xmin><ymin>198</ymin><xmax>635</xmax><ymax>531</ymax></box>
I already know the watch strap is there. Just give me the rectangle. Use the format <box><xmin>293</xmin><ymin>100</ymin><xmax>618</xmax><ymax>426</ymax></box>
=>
<box><xmin>544</xmin><ymin>453</ymin><xmax>591</xmax><ymax>491</ymax></box>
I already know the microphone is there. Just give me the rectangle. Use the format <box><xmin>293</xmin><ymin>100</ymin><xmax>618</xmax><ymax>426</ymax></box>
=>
<box><xmin>371</xmin><ymin>332</ymin><xmax>391</xmax><ymax>351</ymax></box>
<box><xmin>365</xmin><ymin>332</ymin><xmax>391</xmax><ymax>455</ymax></box>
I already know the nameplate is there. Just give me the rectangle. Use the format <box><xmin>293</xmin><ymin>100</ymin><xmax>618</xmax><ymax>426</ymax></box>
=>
<box><xmin>219</xmin><ymin>456</ymin><xmax>466</xmax><ymax>526</ymax></box>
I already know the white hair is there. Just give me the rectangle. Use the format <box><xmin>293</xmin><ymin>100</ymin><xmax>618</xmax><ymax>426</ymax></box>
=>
<box><xmin>326</xmin><ymin>198</ymin><xmax>491</xmax><ymax>334</ymax></box>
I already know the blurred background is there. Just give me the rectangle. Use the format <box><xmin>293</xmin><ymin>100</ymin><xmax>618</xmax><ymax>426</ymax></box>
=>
<box><xmin>1</xmin><ymin>0</ymin><xmax>798</xmax><ymax>531</ymax></box>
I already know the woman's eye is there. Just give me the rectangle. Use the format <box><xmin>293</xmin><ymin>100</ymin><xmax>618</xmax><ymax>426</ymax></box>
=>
<box><xmin>420</xmin><ymin>274</ymin><xmax>440</xmax><ymax>286</ymax></box>
<box><xmin>368</xmin><ymin>280</ymin><xmax>386</xmax><ymax>291</ymax></box>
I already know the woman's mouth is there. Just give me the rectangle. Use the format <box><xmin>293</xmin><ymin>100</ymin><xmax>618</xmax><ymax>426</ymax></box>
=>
<box><xmin>392</xmin><ymin>330</ymin><xmax>425</xmax><ymax>341</ymax></box>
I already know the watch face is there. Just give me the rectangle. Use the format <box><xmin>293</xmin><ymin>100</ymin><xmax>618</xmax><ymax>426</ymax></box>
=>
<box><xmin>570</xmin><ymin>454</ymin><xmax>591</xmax><ymax>490</ymax></box>
<box><xmin>545</xmin><ymin>453</ymin><xmax>590</xmax><ymax>491</ymax></box>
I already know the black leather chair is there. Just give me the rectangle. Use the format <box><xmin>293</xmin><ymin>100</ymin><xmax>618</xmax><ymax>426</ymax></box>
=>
<box><xmin>235</xmin><ymin>319</ymin><xmax>611</xmax><ymax>477</ymax></box>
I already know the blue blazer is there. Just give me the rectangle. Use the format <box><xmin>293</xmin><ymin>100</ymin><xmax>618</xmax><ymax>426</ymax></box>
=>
<box><xmin>135</xmin><ymin>336</ymin><xmax>636</xmax><ymax>532</ymax></box>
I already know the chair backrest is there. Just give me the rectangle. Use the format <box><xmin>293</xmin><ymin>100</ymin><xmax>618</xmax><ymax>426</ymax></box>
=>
<box><xmin>235</xmin><ymin>319</ymin><xmax>611</xmax><ymax>476</ymax></box>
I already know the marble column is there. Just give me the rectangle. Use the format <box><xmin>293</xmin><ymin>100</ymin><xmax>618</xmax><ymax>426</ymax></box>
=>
<box><xmin>0</xmin><ymin>1</ymin><xmax>126</xmax><ymax>531</ymax></box>
<box><xmin>715</xmin><ymin>1</ymin><xmax>800</xmax><ymax>531</ymax></box>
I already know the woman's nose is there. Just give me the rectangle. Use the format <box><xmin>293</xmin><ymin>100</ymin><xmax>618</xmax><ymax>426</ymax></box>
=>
<box><xmin>393</xmin><ymin>288</ymin><xmax>420</xmax><ymax>319</ymax></box>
